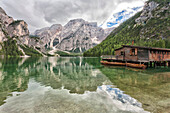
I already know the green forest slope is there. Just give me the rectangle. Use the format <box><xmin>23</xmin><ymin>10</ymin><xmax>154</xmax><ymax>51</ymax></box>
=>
<box><xmin>84</xmin><ymin>0</ymin><xmax>170</xmax><ymax>57</ymax></box>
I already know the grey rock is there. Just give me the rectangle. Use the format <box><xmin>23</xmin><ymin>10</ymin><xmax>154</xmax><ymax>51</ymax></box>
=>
<box><xmin>34</xmin><ymin>24</ymin><xmax>62</xmax><ymax>49</ymax></box>
<box><xmin>34</xmin><ymin>19</ymin><xmax>114</xmax><ymax>53</ymax></box>
<box><xmin>135</xmin><ymin>1</ymin><xmax>158</xmax><ymax>25</ymax></box>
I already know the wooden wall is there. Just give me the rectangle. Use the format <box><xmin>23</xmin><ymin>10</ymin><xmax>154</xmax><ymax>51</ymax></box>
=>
<box><xmin>115</xmin><ymin>47</ymin><xmax>138</xmax><ymax>61</ymax></box>
<box><xmin>137</xmin><ymin>48</ymin><xmax>149</xmax><ymax>61</ymax></box>
<box><xmin>149</xmin><ymin>50</ymin><xmax>170</xmax><ymax>61</ymax></box>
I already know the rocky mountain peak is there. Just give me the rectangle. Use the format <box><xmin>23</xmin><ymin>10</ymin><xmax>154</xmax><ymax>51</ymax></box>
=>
<box><xmin>34</xmin><ymin>19</ymin><xmax>114</xmax><ymax>53</ymax></box>
<box><xmin>67</xmin><ymin>18</ymin><xmax>85</xmax><ymax>24</ymax></box>
<box><xmin>49</xmin><ymin>24</ymin><xmax>62</xmax><ymax>30</ymax></box>
<box><xmin>88</xmin><ymin>22</ymin><xmax>97</xmax><ymax>27</ymax></box>
<box><xmin>0</xmin><ymin>8</ymin><xmax>14</xmax><ymax>27</ymax></box>
<box><xmin>135</xmin><ymin>1</ymin><xmax>158</xmax><ymax>25</ymax></box>
<box><xmin>0</xmin><ymin>7</ymin><xmax>6</xmax><ymax>15</ymax></box>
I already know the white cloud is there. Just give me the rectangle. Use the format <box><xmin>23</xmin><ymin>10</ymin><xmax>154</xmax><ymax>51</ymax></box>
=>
<box><xmin>101</xmin><ymin>0</ymin><xmax>147</xmax><ymax>29</ymax></box>
<box><xmin>0</xmin><ymin>0</ymin><xmax>147</xmax><ymax>32</ymax></box>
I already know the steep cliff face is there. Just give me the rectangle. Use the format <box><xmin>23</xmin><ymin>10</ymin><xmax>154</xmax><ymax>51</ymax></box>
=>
<box><xmin>34</xmin><ymin>19</ymin><xmax>114</xmax><ymax>53</ymax></box>
<box><xmin>34</xmin><ymin>24</ymin><xmax>62</xmax><ymax>49</ymax></box>
<box><xmin>0</xmin><ymin>7</ymin><xmax>13</xmax><ymax>42</ymax></box>
<box><xmin>84</xmin><ymin>0</ymin><xmax>170</xmax><ymax>56</ymax></box>
<box><xmin>0</xmin><ymin>7</ymin><xmax>43</xmax><ymax>57</ymax></box>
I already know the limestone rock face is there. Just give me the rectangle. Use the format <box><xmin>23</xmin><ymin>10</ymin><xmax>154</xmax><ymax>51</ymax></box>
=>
<box><xmin>135</xmin><ymin>1</ymin><xmax>170</xmax><ymax>39</ymax></box>
<box><xmin>0</xmin><ymin>7</ymin><xmax>44</xmax><ymax>56</ymax></box>
<box><xmin>0</xmin><ymin>7</ymin><xmax>14</xmax><ymax>42</ymax></box>
<box><xmin>34</xmin><ymin>24</ymin><xmax>62</xmax><ymax>48</ymax></box>
<box><xmin>34</xmin><ymin>19</ymin><xmax>114</xmax><ymax>53</ymax></box>
<box><xmin>0</xmin><ymin>7</ymin><xmax>14</xmax><ymax>27</ymax></box>
<box><xmin>135</xmin><ymin>1</ymin><xmax>159</xmax><ymax>25</ymax></box>
<box><xmin>8</xmin><ymin>21</ymin><xmax>29</xmax><ymax>37</ymax></box>
<box><xmin>0</xmin><ymin>7</ymin><xmax>31</xmax><ymax>45</ymax></box>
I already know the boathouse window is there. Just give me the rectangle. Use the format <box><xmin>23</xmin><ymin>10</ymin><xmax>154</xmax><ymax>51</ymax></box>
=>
<box><xmin>121</xmin><ymin>51</ymin><xmax>124</xmax><ymax>56</ymax></box>
<box><xmin>130</xmin><ymin>49</ymin><xmax>136</xmax><ymax>56</ymax></box>
<box><xmin>150</xmin><ymin>50</ymin><xmax>152</xmax><ymax>53</ymax></box>
<box><xmin>151</xmin><ymin>50</ymin><xmax>156</xmax><ymax>54</ymax></box>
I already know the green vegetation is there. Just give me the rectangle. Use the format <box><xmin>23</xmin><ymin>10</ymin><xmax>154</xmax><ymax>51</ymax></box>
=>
<box><xmin>149</xmin><ymin>0</ymin><xmax>169</xmax><ymax>3</ymax></box>
<box><xmin>0</xmin><ymin>37</ymin><xmax>23</xmax><ymax>57</ymax></box>
<box><xmin>30</xmin><ymin>35</ymin><xmax>40</xmax><ymax>42</ymax></box>
<box><xmin>56</xmin><ymin>51</ymin><xmax>83</xmax><ymax>57</ymax></box>
<box><xmin>0</xmin><ymin>35</ymin><xmax>42</xmax><ymax>57</ymax></box>
<box><xmin>20</xmin><ymin>45</ymin><xmax>42</xmax><ymax>57</ymax></box>
<box><xmin>84</xmin><ymin>2</ymin><xmax>170</xmax><ymax>57</ymax></box>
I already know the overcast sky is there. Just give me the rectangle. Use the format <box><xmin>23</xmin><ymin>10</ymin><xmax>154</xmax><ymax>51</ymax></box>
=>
<box><xmin>0</xmin><ymin>0</ymin><xmax>147</xmax><ymax>32</ymax></box>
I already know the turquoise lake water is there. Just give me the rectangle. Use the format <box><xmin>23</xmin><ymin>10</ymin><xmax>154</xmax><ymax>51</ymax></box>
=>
<box><xmin>0</xmin><ymin>57</ymin><xmax>169</xmax><ymax>113</ymax></box>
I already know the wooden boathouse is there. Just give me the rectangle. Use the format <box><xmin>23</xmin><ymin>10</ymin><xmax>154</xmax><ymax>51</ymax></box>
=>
<box><xmin>101</xmin><ymin>45</ymin><xmax>170</xmax><ymax>69</ymax></box>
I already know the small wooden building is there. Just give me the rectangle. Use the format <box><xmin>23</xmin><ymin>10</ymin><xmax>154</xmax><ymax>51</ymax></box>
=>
<box><xmin>115</xmin><ymin>45</ymin><xmax>170</xmax><ymax>62</ymax></box>
<box><xmin>101</xmin><ymin>45</ymin><xmax>170</xmax><ymax>69</ymax></box>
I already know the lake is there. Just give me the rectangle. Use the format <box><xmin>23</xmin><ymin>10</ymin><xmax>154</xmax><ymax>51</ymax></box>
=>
<box><xmin>0</xmin><ymin>57</ymin><xmax>169</xmax><ymax>113</ymax></box>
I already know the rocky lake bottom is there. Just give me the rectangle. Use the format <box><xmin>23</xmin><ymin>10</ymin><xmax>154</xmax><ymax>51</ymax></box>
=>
<box><xmin>0</xmin><ymin>57</ymin><xmax>169</xmax><ymax>113</ymax></box>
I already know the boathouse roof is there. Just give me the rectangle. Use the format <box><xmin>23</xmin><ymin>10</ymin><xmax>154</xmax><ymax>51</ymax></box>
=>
<box><xmin>115</xmin><ymin>45</ymin><xmax>170</xmax><ymax>51</ymax></box>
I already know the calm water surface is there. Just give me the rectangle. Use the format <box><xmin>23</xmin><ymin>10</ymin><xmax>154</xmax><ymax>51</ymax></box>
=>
<box><xmin>0</xmin><ymin>57</ymin><xmax>169</xmax><ymax>113</ymax></box>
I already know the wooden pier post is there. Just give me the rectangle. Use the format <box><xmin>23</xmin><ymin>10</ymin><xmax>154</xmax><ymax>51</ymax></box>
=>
<box><xmin>163</xmin><ymin>61</ymin><xmax>166</xmax><ymax>67</ymax></box>
<box><xmin>166</xmin><ymin>62</ymin><xmax>168</xmax><ymax>67</ymax></box>
<box><xmin>146</xmin><ymin>63</ymin><xmax>149</xmax><ymax>68</ymax></box>
<box><xmin>150</xmin><ymin>62</ymin><xmax>152</xmax><ymax>68</ymax></box>
<box><xmin>154</xmin><ymin>62</ymin><xmax>156</xmax><ymax>68</ymax></box>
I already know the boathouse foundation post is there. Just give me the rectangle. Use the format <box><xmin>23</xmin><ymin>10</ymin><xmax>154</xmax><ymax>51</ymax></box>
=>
<box><xmin>146</xmin><ymin>63</ymin><xmax>149</xmax><ymax>68</ymax></box>
<box><xmin>150</xmin><ymin>62</ymin><xmax>152</xmax><ymax>68</ymax></box>
<box><xmin>163</xmin><ymin>61</ymin><xmax>166</xmax><ymax>67</ymax></box>
<box><xmin>154</xmin><ymin>62</ymin><xmax>156</xmax><ymax>68</ymax></box>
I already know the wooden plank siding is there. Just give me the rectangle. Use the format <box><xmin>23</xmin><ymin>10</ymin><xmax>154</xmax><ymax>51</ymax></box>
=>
<box><xmin>149</xmin><ymin>50</ymin><xmax>170</xmax><ymax>61</ymax></box>
<box><xmin>115</xmin><ymin>47</ymin><xmax>138</xmax><ymax>61</ymax></box>
<box><xmin>137</xmin><ymin>48</ymin><xmax>149</xmax><ymax>61</ymax></box>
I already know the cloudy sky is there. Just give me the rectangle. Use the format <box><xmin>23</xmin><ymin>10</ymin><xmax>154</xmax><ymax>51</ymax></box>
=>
<box><xmin>0</xmin><ymin>0</ymin><xmax>147</xmax><ymax>32</ymax></box>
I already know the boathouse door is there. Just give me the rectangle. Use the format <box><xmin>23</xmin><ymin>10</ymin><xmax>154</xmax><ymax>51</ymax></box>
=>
<box><xmin>137</xmin><ymin>49</ymin><xmax>149</xmax><ymax>61</ymax></box>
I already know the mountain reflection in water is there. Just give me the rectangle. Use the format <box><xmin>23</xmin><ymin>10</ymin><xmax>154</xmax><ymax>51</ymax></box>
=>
<box><xmin>0</xmin><ymin>57</ymin><xmax>169</xmax><ymax>113</ymax></box>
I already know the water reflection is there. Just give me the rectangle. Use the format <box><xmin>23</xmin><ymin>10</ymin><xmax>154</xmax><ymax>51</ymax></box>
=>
<box><xmin>0</xmin><ymin>57</ymin><xmax>169</xmax><ymax>113</ymax></box>
<box><xmin>0</xmin><ymin>57</ymin><xmax>111</xmax><ymax>103</ymax></box>
<box><xmin>96</xmin><ymin>66</ymin><xmax>170</xmax><ymax>113</ymax></box>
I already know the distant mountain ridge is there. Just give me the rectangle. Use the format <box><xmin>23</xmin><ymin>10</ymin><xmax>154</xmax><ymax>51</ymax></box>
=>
<box><xmin>33</xmin><ymin>19</ymin><xmax>114</xmax><ymax>54</ymax></box>
<box><xmin>84</xmin><ymin>0</ymin><xmax>170</xmax><ymax>57</ymax></box>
